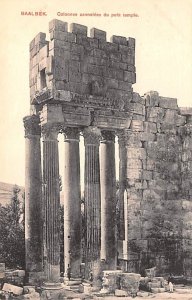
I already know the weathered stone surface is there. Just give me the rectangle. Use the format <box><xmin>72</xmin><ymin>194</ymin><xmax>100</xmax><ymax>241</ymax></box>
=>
<box><xmin>180</xmin><ymin>107</ymin><xmax>192</xmax><ymax>116</ymax></box>
<box><xmin>49</xmin><ymin>19</ymin><xmax>68</xmax><ymax>32</ymax></box>
<box><xmin>101</xmin><ymin>270</ymin><xmax>122</xmax><ymax>293</ymax></box>
<box><xmin>120</xmin><ymin>273</ymin><xmax>141</xmax><ymax>295</ymax></box>
<box><xmin>159</xmin><ymin>97</ymin><xmax>178</xmax><ymax>109</ymax></box>
<box><xmin>144</xmin><ymin>91</ymin><xmax>159</xmax><ymax>106</ymax></box>
<box><xmin>147</xmin><ymin>107</ymin><xmax>165</xmax><ymax>122</ymax></box>
<box><xmin>111</xmin><ymin>35</ymin><xmax>127</xmax><ymax>45</ymax></box>
<box><xmin>2</xmin><ymin>283</ymin><xmax>23</xmax><ymax>296</ymax></box>
<box><xmin>115</xmin><ymin>289</ymin><xmax>128</xmax><ymax>296</ymax></box>
<box><xmin>137</xmin><ymin>291</ymin><xmax>149</xmax><ymax>297</ymax></box>
<box><xmin>90</xmin><ymin>28</ymin><xmax>106</xmax><ymax>41</ymax></box>
<box><xmin>127</xmin><ymin>147</ymin><xmax>146</xmax><ymax>159</ymax></box>
<box><xmin>70</xmin><ymin>23</ymin><xmax>87</xmax><ymax>35</ymax></box>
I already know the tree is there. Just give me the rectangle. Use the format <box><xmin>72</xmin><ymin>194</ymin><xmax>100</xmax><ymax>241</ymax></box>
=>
<box><xmin>0</xmin><ymin>185</ymin><xmax>25</xmax><ymax>269</ymax></box>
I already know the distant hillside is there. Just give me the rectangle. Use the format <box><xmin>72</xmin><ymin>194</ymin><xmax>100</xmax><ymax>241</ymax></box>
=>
<box><xmin>0</xmin><ymin>182</ymin><xmax>24</xmax><ymax>206</ymax></box>
<box><xmin>0</xmin><ymin>182</ymin><xmax>64</xmax><ymax>206</ymax></box>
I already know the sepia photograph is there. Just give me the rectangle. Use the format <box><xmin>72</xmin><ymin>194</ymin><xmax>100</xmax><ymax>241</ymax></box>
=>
<box><xmin>0</xmin><ymin>0</ymin><xmax>192</xmax><ymax>299</ymax></box>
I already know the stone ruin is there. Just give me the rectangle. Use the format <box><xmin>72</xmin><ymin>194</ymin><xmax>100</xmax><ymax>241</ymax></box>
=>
<box><xmin>23</xmin><ymin>19</ymin><xmax>192</xmax><ymax>293</ymax></box>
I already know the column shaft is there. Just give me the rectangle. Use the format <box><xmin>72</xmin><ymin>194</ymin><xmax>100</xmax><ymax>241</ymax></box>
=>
<box><xmin>42</xmin><ymin>127</ymin><xmax>60</xmax><ymax>284</ymax></box>
<box><xmin>118</xmin><ymin>132</ymin><xmax>126</xmax><ymax>240</ymax></box>
<box><xmin>24</xmin><ymin>115</ymin><xmax>43</xmax><ymax>283</ymax></box>
<box><xmin>84</xmin><ymin>127</ymin><xmax>101</xmax><ymax>281</ymax></box>
<box><xmin>63</xmin><ymin>128</ymin><xmax>81</xmax><ymax>280</ymax></box>
<box><xmin>100</xmin><ymin>131</ymin><xmax>117</xmax><ymax>270</ymax></box>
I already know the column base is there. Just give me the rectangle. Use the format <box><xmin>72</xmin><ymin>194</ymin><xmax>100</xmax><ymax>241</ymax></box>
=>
<box><xmin>64</xmin><ymin>277</ymin><xmax>82</xmax><ymax>286</ymax></box>
<box><xmin>26</xmin><ymin>271</ymin><xmax>45</xmax><ymax>286</ymax></box>
<box><xmin>41</xmin><ymin>282</ymin><xmax>63</xmax><ymax>290</ymax></box>
<box><xmin>41</xmin><ymin>284</ymin><xmax>65</xmax><ymax>300</ymax></box>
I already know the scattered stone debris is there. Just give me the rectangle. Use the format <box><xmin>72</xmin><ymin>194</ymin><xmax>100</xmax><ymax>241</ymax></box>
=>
<box><xmin>137</xmin><ymin>291</ymin><xmax>150</xmax><ymax>297</ymax></box>
<box><xmin>4</xmin><ymin>270</ymin><xmax>25</xmax><ymax>286</ymax></box>
<box><xmin>23</xmin><ymin>287</ymin><xmax>40</xmax><ymax>299</ymax></box>
<box><xmin>114</xmin><ymin>289</ymin><xmax>128</xmax><ymax>297</ymax></box>
<box><xmin>2</xmin><ymin>283</ymin><xmax>23</xmax><ymax>296</ymax></box>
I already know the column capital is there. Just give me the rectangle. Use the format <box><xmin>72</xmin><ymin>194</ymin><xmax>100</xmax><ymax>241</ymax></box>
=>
<box><xmin>101</xmin><ymin>130</ymin><xmax>115</xmax><ymax>143</ymax></box>
<box><xmin>63</xmin><ymin>127</ymin><xmax>80</xmax><ymax>142</ymax></box>
<box><xmin>23</xmin><ymin>115</ymin><xmax>41</xmax><ymax>137</ymax></box>
<box><xmin>83</xmin><ymin>127</ymin><xmax>101</xmax><ymax>145</ymax></box>
<box><xmin>42</xmin><ymin>123</ymin><xmax>62</xmax><ymax>141</ymax></box>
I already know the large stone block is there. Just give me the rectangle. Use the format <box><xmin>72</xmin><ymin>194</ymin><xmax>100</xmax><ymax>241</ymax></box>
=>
<box><xmin>2</xmin><ymin>283</ymin><xmax>23</xmax><ymax>296</ymax></box>
<box><xmin>118</xmin><ymin>81</ymin><xmax>132</xmax><ymax>91</ymax></box>
<box><xmin>99</xmin><ymin>40</ymin><xmax>118</xmax><ymax>52</ymax></box>
<box><xmin>130</xmin><ymin>120</ymin><xmax>144</xmax><ymax>131</ymax></box>
<box><xmin>144</xmin><ymin>121</ymin><xmax>157</xmax><ymax>133</ymax></box>
<box><xmin>160</xmin><ymin>123</ymin><xmax>177</xmax><ymax>134</ymax></box>
<box><xmin>147</xmin><ymin>107</ymin><xmax>165</xmax><ymax>122</ymax></box>
<box><xmin>101</xmin><ymin>270</ymin><xmax>122</xmax><ymax>294</ymax></box>
<box><xmin>127</xmin><ymin>168</ymin><xmax>142</xmax><ymax>179</ymax></box>
<box><xmin>90</xmin><ymin>27</ymin><xmax>106</xmax><ymax>41</ymax></box>
<box><xmin>70</xmin><ymin>23</ymin><xmax>87</xmax><ymax>35</ymax></box>
<box><xmin>143</xmin><ymin>189</ymin><xmax>161</xmax><ymax>202</ymax></box>
<box><xmin>139</xmin><ymin>132</ymin><xmax>156</xmax><ymax>142</ymax></box>
<box><xmin>163</xmin><ymin>109</ymin><xmax>176</xmax><ymax>124</ymax></box>
<box><xmin>127</xmin><ymin>158</ymin><xmax>142</xmax><ymax>169</ymax></box>
<box><xmin>111</xmin><ymin>35</ymin><xmax>127</xmax><ymax>45</ymax></box>
<box><xmin>142</xmin><ymin>170</ymin><xmax>153</xmax><ymax>180</ymax></box>
<box><xmin>159</xmin><ymin>96</ymin><xmax>178</xmax><ymax>109</ymax></box>
<box><xmin>130</xmin><ymin>102</ymin><xmax>145</xmax><ymax>115</ymax></box>
<box><xmin>77</xmin><ymin>36</ymin><xmax>99</xmax><ymax>52</ymax></box>
<box><xmin>132</xmin><ymin>92</ymin><xmax>145</xmax><ymax>104</ymax></box>
<box><xmin>124</xmin><ymin>71</ymin><xmax>136</xmax><ymax>83</ymax></box>
<box><xmin>132</xmin><ymin>114</ymin><xmax>145</xmax><ymax>121</ymax></box>
<box><xmin>144</xmin><ymin>91</ymin><xmax>159</xmax><ymax>107</ymax></box>
<box><xmin>121</xmin><ymin>54</ymin><xmax>135</xmax><ymax>64</ymax></box>
<box><xmin>127</xmin><ymin>147</ymin><xmax>146</xmax><ymax>159</ymax></box>
<box><xmin>176</xmin><ymin>114</ymin><xmax>187</xmax><ymax>126</ymax></box>
<box><xmin>127</xmin><ymin>37</ymin><xmax>135</xmax><ymax>49</ymax></box>
<box><xmin>146</xmin><ymin>158</ymin><xmax>156</xmax><ymax>170</ymax></box>
<box><xmin>115</xmin><ymin>289</ymin><xmax>128</xmax><ymax>296</ymax></box>
<box><xmin>179</xmin><ymin>107</ymin><xmax>192</xmax><ymax>116</ymax></box>
<box><xmin>49</xmin><ymin>19</ymin><xmax>68</xmax><ymax>32</ymax></box>
<box><xmin>50</xmin><ymin>30</ymin><xmax>76</xmax><ymax>42</ymax></box>
<box><xmin>120</xmin><ymin>273</ymin><xmax>141</xmax><ymax>296</ymax></box>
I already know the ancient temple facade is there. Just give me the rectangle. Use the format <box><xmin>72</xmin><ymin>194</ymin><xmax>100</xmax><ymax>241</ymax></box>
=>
<box><xmin>24</xmin><ymin>19</ymin><xmax>192</xmax><ymax>286</ymax></box>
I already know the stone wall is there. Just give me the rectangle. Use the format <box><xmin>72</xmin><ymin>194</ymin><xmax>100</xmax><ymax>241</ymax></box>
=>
<box><xmin>119</xmin><ymin>91</ymin><xmax>192</xmax><ymax>277</ymax></box>
<box><xmin>29</xmin><ymin>19</ymin><xmax>135</xmax><ymax>112</ymax></box>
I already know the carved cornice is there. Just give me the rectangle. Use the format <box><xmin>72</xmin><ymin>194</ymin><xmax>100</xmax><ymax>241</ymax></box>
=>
<box><xmin>23</xmin><ymin>115</ymin><xmax>41</xmax><ymax>137</ymax></box>
<box><xmin>41</xmin><ymin>123</ymin><xmax>63</xmax><ymax>141</ymax></box>
<box><xmin>101</xmin><ymin>130</ymin><xmax>115</xmax><ymax>143</ymax></box>
<box><xmin>83</xmin><ymin>127</ymin><xmax>101</xmax><ymax>145</ymax></box>
<box><xmin>63</xmin><ymin>127</ymin><xmax>80</xmax><ymax>141</ymax></box>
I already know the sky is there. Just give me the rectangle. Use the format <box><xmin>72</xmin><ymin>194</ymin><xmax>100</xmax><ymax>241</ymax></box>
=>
<box><xmin>0</xmin><ymin>0</ymin><xmax>192</xmax><ymax>186</ymax></box>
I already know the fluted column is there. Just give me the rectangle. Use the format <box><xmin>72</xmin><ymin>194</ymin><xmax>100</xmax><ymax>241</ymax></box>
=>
<box><xmin>24</xmin><ymin>115</ymin><xmax>43</xmax><ymax>283</ymax></box>
<box><xmin>84</xmin><ymin>127</ymin><xmax>101</xmax><ymax>282</ymax></box>
<box><xmin>63</xmin><ymin>128</ymin><xmax>81</xmax><ymax>282</ymax></box>
<box><xmin>100</xmin><ymin>130</ymin><xmax>117</xmax><ymax>270</ymax></box>
<box><xmin>42</xmin><ymin>125</ymin><xmax>61</xmax><ymax>287</ymax></box>
<box><xmin>118</xmin><ymin>131</ymin><xmax>126</xmax><ymax>240</ymax></box>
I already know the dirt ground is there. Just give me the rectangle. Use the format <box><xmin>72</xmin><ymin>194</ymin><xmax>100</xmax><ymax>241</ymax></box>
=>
<box><xmin>94</xmin><ymin>290</ymin><xmax>192</xmax><ymax>300</ymax></box>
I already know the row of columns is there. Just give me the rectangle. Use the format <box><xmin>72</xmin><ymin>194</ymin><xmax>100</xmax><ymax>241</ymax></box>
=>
<box><xmin>24</xmin><ymin>115</ymin><xmax>123</xmax><ymax>286</ymax></box>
